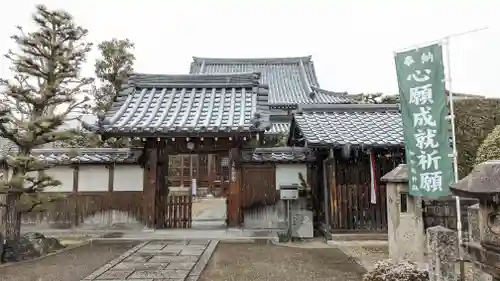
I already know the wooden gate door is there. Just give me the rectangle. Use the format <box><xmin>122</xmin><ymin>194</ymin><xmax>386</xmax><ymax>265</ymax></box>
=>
<box><xmin>331</xmin><ymin>154</ymin><xmax>400</xmax><ymax>232</ymax></box>
<box><xmin>156</xmin><ymin>195</ymin><xmax>193</xmax><ymax>228</ymax></box>
<box><xmin>156</xmin><ymin>154</ymin><xmax>193</xmax><ymax>229</ymax></box>
<box><xmin>240</xmin><ymin>165</ymin><xmax>277</xmax><ymax>210</ymax></box>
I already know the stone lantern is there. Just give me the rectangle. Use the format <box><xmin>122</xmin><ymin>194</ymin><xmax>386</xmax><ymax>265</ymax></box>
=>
<box><xmin>450</xmin><ymin>160</ymin><xmax>500</xmax><ymax>280</ymax></box>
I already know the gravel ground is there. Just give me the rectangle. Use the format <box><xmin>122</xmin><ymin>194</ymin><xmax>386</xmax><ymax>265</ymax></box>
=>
<box><xmin>192</xmin><ymin>198</ymin><xmax>226</xmax><ymax>217</ymax></box>
<box><xmin>0</xmin><ymin>241</ymin><xmax>137</xmax><ymax>281</ymax></box>
<box><xmin>199</xmin><ymin>241</ymin><xmax>366</xmax><ymax>281</ymax></box>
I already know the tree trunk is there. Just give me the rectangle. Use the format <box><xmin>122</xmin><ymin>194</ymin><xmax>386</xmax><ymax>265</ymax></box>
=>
<box><xmin>3</xmin><ymin>193</ymin><xmax>21</xmax><ymax>261</ymax></box>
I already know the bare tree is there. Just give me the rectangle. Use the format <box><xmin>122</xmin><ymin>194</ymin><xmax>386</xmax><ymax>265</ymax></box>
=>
<box><xmin>0</xmin><ymin>5</ymin><xmax>92</xmax><ymax>258</ymax></box>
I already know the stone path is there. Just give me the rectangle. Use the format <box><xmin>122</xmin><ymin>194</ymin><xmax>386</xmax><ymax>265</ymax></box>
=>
<box><xmin>82</xmin><ymin>240</ymin><xmax>218</xmax><ymax>281</ymax></box>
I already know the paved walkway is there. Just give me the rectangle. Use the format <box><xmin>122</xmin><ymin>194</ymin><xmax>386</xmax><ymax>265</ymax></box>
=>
<box><xmin>82</xmin><ymin>240</ymin><xmax>218</xmax><ymax>281</ymax></box>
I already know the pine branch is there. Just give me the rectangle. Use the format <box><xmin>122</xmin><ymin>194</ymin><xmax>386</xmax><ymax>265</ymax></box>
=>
<box><xmin>0</xmin><ymin>5</ymin><xmax>92</xmax><ymax>225</ymax></box>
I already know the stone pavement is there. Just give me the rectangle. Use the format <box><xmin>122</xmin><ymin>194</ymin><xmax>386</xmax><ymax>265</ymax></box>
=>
<box><xmin>82</xmin><ymin>240</ymin><xmax>218</xmax><ymax>281</ymax></box>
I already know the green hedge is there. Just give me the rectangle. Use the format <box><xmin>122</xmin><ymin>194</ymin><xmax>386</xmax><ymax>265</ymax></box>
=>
<box><xmin>475</xmin><ymin>125</ymin><xmax>500</xmax><ymax>165</ymax></box>
<box><xmin>454</xmin><ymin>99</ymin><xmax>500</xmax><ymax>178</ymax></box>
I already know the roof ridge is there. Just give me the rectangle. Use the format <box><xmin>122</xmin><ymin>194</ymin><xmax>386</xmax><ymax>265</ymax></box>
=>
<box><xmin>311</xmin><ymin>86</ymin><xmax>348</xmax><ymax>96</ymax></box>
<box><xmin>128</xmin><ymin>72</ymin><xmax>263</xmax><ymax>88</ymax></box>
<box><xmin>297</xmin><ymin>103</ymin><xmax>400</xmax><ymax>113</ymax></box>
<box><xmin>32</xmin><ymin>148</ymin><xmax>132</xmax><ymax>154</ymax></box>
<box><xmin>192</xmin><ymin>56</ymin><xmax>313</xmax><ymax>65</ymax></box>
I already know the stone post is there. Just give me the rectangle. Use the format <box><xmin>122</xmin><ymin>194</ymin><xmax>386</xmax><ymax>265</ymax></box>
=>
<box><xmin>467</xmin><ymin>204</ymin><xmax>494</xmax><ymax>281</ymax></box>
<box><xmin>426</xmin><ymin>226</ymin><xmax>459</xmax><ymax>281</ymax></box>
<box><xmin>381</xmin><ymin>164</ymin><xmax>425</xmax><ymax>264</ymax></box>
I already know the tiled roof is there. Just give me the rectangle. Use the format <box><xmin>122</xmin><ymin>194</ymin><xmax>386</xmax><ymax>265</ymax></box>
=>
<box><xmin>266</xmin><ymin>123</ymin><xmax>290</xmax><ymax>135</ymax></box>
<box><xmin>0</xmin><ymin>148</ymin><xmax>139</xmax><ymax>164</ymax></box>
<box><xmin>291</xmin><ymin>104</ymin><xmax>404</xmax><ymax>147</ymax></box>
<box><xmin>190</xmin><ymin>56</ymin><xmax>351</xmax><ymax>108</ymax></box>
<box><xmin>265</xmin><ymin>114</ymin><xmax>292</xmax><ymax>135</ymax></box>
<box><xmin>241</xmin><ymin>147</ymin><xmax>315</xmax><ymax>163</ymax></box>
<box><xmin>95</xmin><ymin>72</ymin><xmax>270</xmax><ymax>137</ymax></box>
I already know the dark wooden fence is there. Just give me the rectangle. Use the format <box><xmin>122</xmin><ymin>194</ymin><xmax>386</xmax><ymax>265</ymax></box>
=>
<box><xmin>22</xmin><ymin>191</ymin><xmax>144</xmax><ymax>228</ymax></box>
<box><xmin>331</xmin><ymin>152</ymin><xmax>403</xmax><ymax>232</ymax></box>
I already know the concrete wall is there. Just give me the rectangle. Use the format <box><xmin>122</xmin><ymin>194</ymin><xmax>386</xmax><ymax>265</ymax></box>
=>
<box><xmin>275</xmin><ymin>164</ymin><xmax>307</xmax><ymax>189</ymax></box>
<box><xmin>243</xmin><ymin>196</ymin><xmax>309</xmax><ymax>230</ymax></box>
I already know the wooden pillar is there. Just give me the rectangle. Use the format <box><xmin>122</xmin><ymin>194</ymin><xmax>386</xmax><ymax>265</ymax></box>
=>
<box><xmin>207</xmin><ymin>154</ymin><xmax>213</xmax><ymax>195</ymax></box>
<box><xmin>143</xmin><ymin>138</ymin><xmax>158</xmax><ymax>228</ymax></box>
<box><xmin>72</xmin><ymin>165</ymin><xmax>79</xmax><ymax>227</ymax></box>
<box><xmin>195</xmin><ymin>155</ymin><xmax>200</xmax><ymax>194</ymax></box>
<box><xmin>154</xmin><ymin>140</ymin><xmax>168</xmax><ymax>229</ymax></box>
<box><xmin>328</xmin><ymin>149</ymin><xmax>337</xmax><ymax>231</ymax></box>
<box><xmin>180</xmin><ymin>155</ymin><xmax>185</xmax><ymax>187</ymax></box>
<box><xmin>107</xmin><ymin>164</ymin><xmax>115</xmax><ymax>226</ymax></box>
<box><xmin>227</xmin><ymin>147</ymin><xmax>242</xmax><ymax>227</ymax></box>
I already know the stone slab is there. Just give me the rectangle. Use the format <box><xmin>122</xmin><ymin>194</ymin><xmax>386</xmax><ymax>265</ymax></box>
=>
<box><xmin>82</xmin><ymin>239</ymin><xmax>217</xmax><ymax>281</ymax></box>
<box><xmin>166</xmin><ymin>261</ymin><xmax>196</xmax><ymax>270</ymax></box>
<box><xmin>113</xmin><ymin>262</ymin><xmax>168</xmax><ymax>270</ymax></box>
<box><xmin>127</xmin><ymin>269</ymin><xmax>189</xmax><ymax>279</ymax></box>
<box><xmin>83</xmin><ymin>241</ymin><xmax>148</xmax><ymax>280</ymax></box>
<box><xmin>95</xmin><ymin>270</ymin><xmax>133</xmax><ymax>280</ymax></box>
<box><xmin>148</xmin><ymin>255</ymin><xmax>200</xmax><ymax>263</ymax></box>
<box><xmin>189</xmin><ymin>240</ymin><xmax>219</xmax><ymax>276</ymax></box>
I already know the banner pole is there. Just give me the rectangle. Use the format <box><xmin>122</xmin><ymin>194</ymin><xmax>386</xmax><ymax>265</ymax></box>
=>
<box><xmin>443</xmin><ymin>37</ymin><xmax>465</xmax><ymax>280</ymax></box>
<box><xmin>395</xmin><ymin>26</ymin><xmax>489</xmax><ymax>53</ymax></box>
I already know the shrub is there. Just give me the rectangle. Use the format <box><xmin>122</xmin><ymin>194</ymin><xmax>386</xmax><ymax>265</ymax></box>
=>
<box><xmin>454</xmin><ymin>99</ymin><xmax>500</xmax><ymax>177</ymax></box>
<box><xmin>362</xmin><ymin>260</ymin><xmax>428</xmax><ymax>281</ymax></box>
<box><xmin>475</xmin><ymin>125</ymin><xmax>500</xmax><ymax>164</ymax></box>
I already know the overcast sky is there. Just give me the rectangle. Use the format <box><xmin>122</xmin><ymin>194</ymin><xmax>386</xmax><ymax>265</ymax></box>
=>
<box><xmin>1</xmin><ymin>0</ymin><xmax>498</xmax><ymax>97</ymax></box>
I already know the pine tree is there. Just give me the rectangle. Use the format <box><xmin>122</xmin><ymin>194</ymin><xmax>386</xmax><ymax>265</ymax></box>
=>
<box><xmin>93</xmin><ymin>38</ymin><xmax>135</xmax><ymax>114</ymax></box>
<box><xmin>73</xmin><ymin>38</ymin><xmax>136</xmax><ymax>148</ymax></box>
<box><xmin>0</xmin><ymin>5</ymin><xmax>92</xmax><ymax>257</ymax></box>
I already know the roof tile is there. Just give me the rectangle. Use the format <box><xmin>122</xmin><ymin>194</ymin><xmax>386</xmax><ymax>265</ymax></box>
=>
<box><xmin>190</xmin><ymin>56</ymin><xmax>351</xmax><ymax>108</ymax></box>
<box><xmin>292</xmin><ymin>104</ymin><xmax>404</xmax><ymax>147</ymax></box>
<box><xmin>241</xmin><ymin>147</ymin><xmax>315</xmax><ymax>163</ymax></box>
<box><xmin>1</xmin><ymin>148</ymin><xmax>139</xmax><ymax>164</ymax></box>
<box><xmin>97</xmin><ymin>72</ymin><xmax>270</xmax><ymax>136</ymax></box>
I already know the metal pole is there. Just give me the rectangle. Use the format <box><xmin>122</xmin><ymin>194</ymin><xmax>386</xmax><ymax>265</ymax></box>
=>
<box><xmin>443</xmin><ymin>37</ymin><xmax>465</xmax><ymax>281</ymax></box>
<box><xmin>287</xmin><ymin>199</ymin><xmax>292</xmax><ymax>239</ymax></box>
<box><xmin>395</xmin><ymin>26</ymin><xmax>489</xmax><ymax>53</ymax></box>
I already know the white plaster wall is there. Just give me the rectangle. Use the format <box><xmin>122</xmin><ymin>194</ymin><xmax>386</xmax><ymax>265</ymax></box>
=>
<box><xmin>275</xmin><ymin>164</ymin><xmax>307</xmax><ymax>190</ymax></box>
<box><xmin>78</xmin><ymin>165</ymin><xmax>109</xmax><ymax>191</ymax></box>
<box><xmin>113</xmin><ymin>166</ymin><xmax>143</xmax><ymax>191</ymax></box>
<box><xmin>44</xmin><ymin>166</ymin><xmax>74</xmax><ymax>192</ymax></box>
